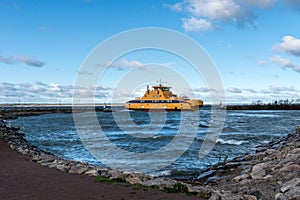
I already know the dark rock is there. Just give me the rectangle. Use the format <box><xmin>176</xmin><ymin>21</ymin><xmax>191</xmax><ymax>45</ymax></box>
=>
<box><xmin>38</xmin><ymin>154</ymin><xmax>55</xmax><ymax>163</ymax></box>
<box><xmin>285</xmin><ymin>187</ymin><xmax>300</xmax><ymax>199</ymax></box>
<box><xmin>69</xmin><ymin>164</ymin><xmax>89</xmax><ymax>174</ymax></box>
<box><xmin>275</xmin><ymin>193</ymin><xmax>289</xmax><ymax>200</ymax></box>
<box><xmin>197</xmin><ymin>170</ymin><xmax>216</xmax><ymax>180</ymax></box>
<box><xmin>280</xmin><ymin>178</ymin><xmax>300</xmax><ymax>193</ymax></box>
<box><xmin>243</xmin><ymin>195</ymin><xmax>257</xmax><ymax>200</ymax></box>
<box><xmin>11</xmin><ymin>126</ymin><xmax>21</xmax><ymax>131</ymax></box>
<box><xmin>250</xmin><ymin>190</ymin><xmax>262</xmax><ymax>199</ymax></box>
<box><xmin>14</xmin><ymin>132</ymin><xmax>25</xmax><ymax>137</ymax></box>
<box><xmin>296</xmin><ymin>125</ymin><xmax>300</xmax><ymax>134</ymax></box>
<box><xmin>279</xmin><ymin>164</ymin><xmax>300</xmax><ymax>173</ymax></box>
<box><xmin>186</xmin><ymin>185</ymin><xmax>211</xmax><ymax>198</ymax></box>
<box><xmin>279</xmin><ymin>154</ymin><xmax>300</xmax><ymax>166</ymax></box>
<box><xmin>85</xmin><ymin>169</ymin><xmax>99</xmax><ymax>176</ymax></box>
<box><xmin>250</xmin><ymin>163</ymin><xmax>269</xmax><ymax>179</ymax></box>
<box><xmin>233</xmin><ymin>174</ymin><xmax>250</xmax><ymax>181</ymax></box>
<box><xmin>56</xmin><ymin>165</ymin><xmax>69</xmax><ymax>172</ymax></box>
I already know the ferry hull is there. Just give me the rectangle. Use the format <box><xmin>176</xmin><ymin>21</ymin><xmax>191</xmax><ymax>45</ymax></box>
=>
<box><xmin>125</xmin><ymin>101</ymin><xmax>203</xmax><ymax>111</ymax></box>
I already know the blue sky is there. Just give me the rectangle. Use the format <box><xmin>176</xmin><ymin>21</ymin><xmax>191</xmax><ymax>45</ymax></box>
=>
<box><xmin>0</xmin><ymin>0</ymin><xmax>300</xmax><ymax>104</ymax></box>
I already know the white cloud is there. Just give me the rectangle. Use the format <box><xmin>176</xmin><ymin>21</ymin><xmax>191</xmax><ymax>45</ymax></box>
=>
<box><xmin>78</xmin><ymin>70</ymin><xmax>94</xmax><ymax>76</ymax></box>
<box><xmin>186</xmin><ymin>0</ymin><xmax>243</xmax><ymax>20</ymax></box>
<box><xmin>169</xmin><ymin>0</ymin><xmax>246</xmax><ymax>20</ymax></box>
<box><xmin>169</xmin><ymin>0</ymin><xmax>300</xmax><ymax>33</ymax></box>
<box><xmin>49</xmin><ymin>83</ymin><xmax>61</xmax><ymax>91</ymax></box>
<box><xmin>270</xmin><ymin>55</ymin><xmax>290</xmax><ymax>66</ymax></box>
<box><xmin>169</xmin><ymin>0</ymin><xmax>258</xmax><ymax>32</ymax></box>
<box><xmin>243</xmin><ymin>0</ymin><xmax>277</xmax><ymax>8</ymax></box>
<box><xmin>182</xmin><ymin>17</ymin><xmax>214</xmax><ymax>32</ymax></box>
<box><xmin>0</xmin><ymin>82</ymin><xmax>113</xmax><ymax>103</ymax></box>
<box><xmin>117</xmin><ymin>58</ymin><xmax>144</xmax><ymax>68</ymax></box>
<box><xmin>257</xmin><ymin>59</ymin><xmax>270</xmax><ymax>66</ymax></box>
<box><xmin>223</xmin><ymin>85</ymin><xmax>300</xmax><ymax>104</ymax></box>
<box><xmin>0</xmin><ymin>54</ymin><xmax>44</xmax><ymax>67</ymax></box>
<box><xmin>284</xmin><ymin>0</ymin><xmax>300</xmax><ymax>9</ymax></box>
<box><xmin>260</xmin><ymin>36</ymin><xmax>300</xmax><ymax>74</ymax></box>
<box><xmin>194</xmin><ymin>87</ymin><xmax>210</xmax><ymax>93</ymax></box>
<box><xmin>270</xmin><ymin>55</ymin><xmax>300</xmax><ymax>73</ymax></box>
<box><xmin>104</xmin><ymin>58</ymin><xmax>143</xmax><ymax>69</ymax></box>
<box><xmin>273</xmin><ymin>35</ymin><xmax>300</xmax><ymax>56</ymax></box>
<box><xmin>269</xmin><ymin>85</ymin><xmax>297</xmax><ymax>93</ymax></box>
<box><xmin>244</xmin><ymin>88</ymin><xmax>258</xmax><ymax>93</ymax></box>
<box><xmin>226</xmin><ymin>87</ymin><xmax>242</xmax><ymax>93</ymax></box>
<box><xmin>103</xmin><ymin>58</ymin><xmax>176</xmax><ymax>70</ymax></box>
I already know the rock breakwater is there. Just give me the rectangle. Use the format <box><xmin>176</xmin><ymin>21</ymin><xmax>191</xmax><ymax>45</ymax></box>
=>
<box><xmin>0</xmin><ymin>106</ymin><xmax>109</xmax><ymax>120</ymax></box>
<box><xmin>186</xmin><ymin>130</ymin><xmax>300</xmax><ymax>199</ymax></box>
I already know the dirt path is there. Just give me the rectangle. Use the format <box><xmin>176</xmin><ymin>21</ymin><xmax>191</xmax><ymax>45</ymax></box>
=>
<box><xmin>0</xmin><ymin>140</ymin><xmax>199</xmax><ymax>200</ymax></box>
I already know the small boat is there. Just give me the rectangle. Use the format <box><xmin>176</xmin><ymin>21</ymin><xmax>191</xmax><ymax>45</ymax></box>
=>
<box><xmin>124</xmin><ymin>82</ymin><xmax>203</xmax><ymax>111</ymax></box>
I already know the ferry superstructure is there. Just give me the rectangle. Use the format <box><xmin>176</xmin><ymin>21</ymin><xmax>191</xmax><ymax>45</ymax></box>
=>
<box><xmin>124</xmin><ymin>83</ymin><xmax>203</xmax><ymax>111</ymax></box>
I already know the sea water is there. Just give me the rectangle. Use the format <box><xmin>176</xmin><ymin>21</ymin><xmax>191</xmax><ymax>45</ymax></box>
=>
<box><xmin>9</xmin><ymin>107</ymin><xmax>300</xmax><ymax>178</ymax></box>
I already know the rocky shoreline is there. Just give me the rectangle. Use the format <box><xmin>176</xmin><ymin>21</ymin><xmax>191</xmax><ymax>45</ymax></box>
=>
<box><xmin>0</xmin><ymin>105</ymin><xmax>111</xmax><ymax>120</ymax></box>
<box><xmin>186</xmin><ymin>131</ymin><xmax>300</xmax><ymax>199</ymax></box>
<box><xmin>1</xmin><ymin>115</ymin><xmax>300</xmax><ymax>199</ymax></box>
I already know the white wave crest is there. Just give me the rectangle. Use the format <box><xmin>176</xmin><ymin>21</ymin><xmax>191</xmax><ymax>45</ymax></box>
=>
<box><xmin>217</xmin><ymin>138</ymin><xmax>248</xmax><ymax>145</ymax></box>
<box><xmin>148</xmin><ymin>170</ymin><xmax>171</xmax><ymax>177</ymax></box>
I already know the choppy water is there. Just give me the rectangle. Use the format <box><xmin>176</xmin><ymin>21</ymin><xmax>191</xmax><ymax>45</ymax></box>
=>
<box><xmin>8</xmin><ymin>107</ymin><xmax>300</xmax><ymax>178</ymax></box>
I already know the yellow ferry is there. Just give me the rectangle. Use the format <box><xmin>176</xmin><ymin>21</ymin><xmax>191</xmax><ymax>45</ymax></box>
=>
<box><xmin>125</xmin><ymin>83</ymin><xmax>203</xmax><ymax>111</ymax></box>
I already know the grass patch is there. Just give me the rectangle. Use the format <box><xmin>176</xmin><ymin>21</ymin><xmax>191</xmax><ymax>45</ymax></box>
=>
<box><xmin>132</xmin><ymin>183</ymin><xmax>160</xmax><ymax>191</ymax></box>
<box><xmin>163</xmin><ymin>183</ymin><xmax>189</xmax><ymax>193</ymax></box>
<box><xmin>129</xmin><ymin>191</ymin><xmax>137</xmax><ymax>195</ymax></box>
<box><xmin>132</xmin><ymin>184</ymin><xmax>145</xmax><ymax>190</ymax></box>
<box><xmin>95</xmin><ymin>176</ymin><xmax>126</xmax><ymax>184</ymax></box>
<box><xmin>95</xmin><ymin>176</ymin><xmax>192</xmax><ymax>196</ymax></box>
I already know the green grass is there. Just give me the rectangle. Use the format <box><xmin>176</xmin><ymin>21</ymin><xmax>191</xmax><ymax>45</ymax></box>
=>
<box><xmin>95</xmin><ymin>176</ymin><xmax>126</xmax><ymax>184</ymax></box>
<box><xmin>163</xmin><ymin>183</ymin><xmax>189</xmax><ymax>193</ymax></box>
<box><xmin>129</xmin><ymin>191</ymin><xmax>137</xmax><ymax>195</ymax></box>
<box><xmin>132</xmin><ymin>184</ymin><xmax>145</xmax><ymax>190</ymax></box>
<box><xmin>95</xmin><ymin>176</ymin><xmax>194</xmax><ymax>196</ymax></box>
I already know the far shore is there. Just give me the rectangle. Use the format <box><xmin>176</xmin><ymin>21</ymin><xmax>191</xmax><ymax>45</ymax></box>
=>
<box><xmin>0</xmin><ymin>103</ymin><xmax>123</xmax><ymax>107</ymax></box>
<box><xmin>2</xmin><ymin>102</ymin><xmax>300</xmax><ymax>109</ymax></box>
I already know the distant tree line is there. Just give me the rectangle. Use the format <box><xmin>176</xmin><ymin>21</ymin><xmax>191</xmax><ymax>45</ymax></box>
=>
<box><xmin>226</xmin><ymin>99</ymin><xmax>300</xmax><ymax>110</ymax></box>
